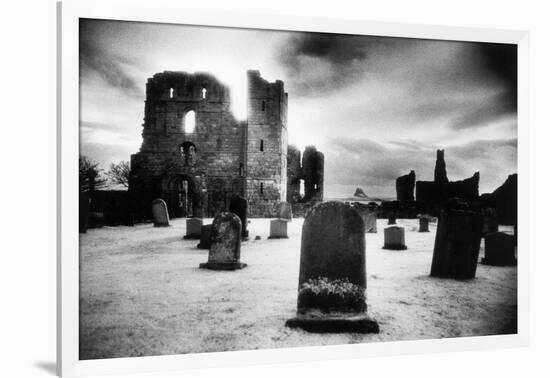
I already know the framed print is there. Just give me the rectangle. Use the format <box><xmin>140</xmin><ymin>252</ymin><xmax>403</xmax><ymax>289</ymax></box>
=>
<box><xmin>58</xmin><ymin>0</ymin><xmax>529</xmax><ymax>376</ymax></box>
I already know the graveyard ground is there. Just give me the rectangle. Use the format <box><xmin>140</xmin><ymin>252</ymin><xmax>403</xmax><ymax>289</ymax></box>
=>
<box><xmin>79</xmin><ymin>218</ymin><xmax>517</xmax><ymax>360</ymax></box>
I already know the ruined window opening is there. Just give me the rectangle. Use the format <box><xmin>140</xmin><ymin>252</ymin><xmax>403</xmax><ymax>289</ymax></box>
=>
<box><xmin>201</xmin><ymin>88</ymin><xmax>207</xmax><ymax>99</ymax></box>
<box><xmin>260</xmin><ymin>139</ymin><xmax>264</xmax><ymax>152</ymax></box>
<box><xmin>314</xmin><ymin>184</ymin><xmax>318</xmax><ymax>190</ymax></box>
<box><xmin>261</xmin><ymin>101</ymin><xmax>266</xmax><ymax>111</ymax></box>
<box><xmin>169</xmin><ymin>88</ymin><xmax>175</xmax><ymax>98</ymax></box>
<box><xmin>184</xmin><ymin>111</ymin><xmax>196</xmax><ymax>133</ymax></box>
<box><xmin>299</xmin><ymin>180</ymin><xmax>305</xmax><ymax>198</ymax></box>
<box><xmin>179</xmin><ymin>141</ymin><xmax>197</xmax><ymax>166</ymax></box>
<box><xmin>260</xmin><ymin>182</ymin><xmax>264</xmax><ymax>194</ymax></box>
<box><xmin>239</xmin><ymin>163</ymin><xmax>244</xmax><ymax>177</ymax></box>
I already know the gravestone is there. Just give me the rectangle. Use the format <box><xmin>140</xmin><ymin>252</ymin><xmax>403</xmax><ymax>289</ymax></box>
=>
<box><xmin>276</xmin><ymin>201</ymin><xmax>293</xmax><ymax>221</ymax></box>
<box><xmin>352</xmin><ymin>203</ymin><xmax>378</xmax><ymax>233</ymax></box>
<box><xmin>199</xmin><ymin>212</ymin><xmax>246</xmax><ymax>270</ymax></box>
<box><xmin>387</xmin><ymin>216</ymin><xmax>396</xmax><ymax>225</ymax></box>
<box><xmin>229</xmin><ymin>195</ymin><xmax>249</xmax><ymax>239</ymax></box>
<box><xmin>183</xmin><ymin>217</ymin><xmax>203</xmax><ymax>239</ymax></box>
<box><xmin>481</xmin><ymin>207</ymin><xmax>499</xmax><ymax>236</ymax></box>
<box><xmin>268</xmin><ymin>219</ymin><xmax>288</xmax><ymax>239</ymax></box>
<box><xmin>383</xmin><ymin>226</ymin><xmax>407</xmax><ymax>250</ymax></box>
<box><xmin>196</xmin><ymin>224</ymin><xmax>212</xmax><ymax>249</ymax></box>
<box><xmin>285</xmin><ymin>202</ymin><xmax>379</xmax><ymax>334</ymax></box>
<box><xmin>481</xmin><ymin>232</ymin><xmax>516</xmax><ymax>266</ymax></box>
<box><xmin>430</xmin><ymin>209</ymin><xmax>483</xmax><ymax>279</ymax></box>
<box><xmin>419</xmin><ymin>215</ymin><xmax>430</xmax><ymax>232</ymax></box>
<box><xmin>151</xmin><ymin>198</ymin><xmax>169</xmax><ymax>227</ymax></box>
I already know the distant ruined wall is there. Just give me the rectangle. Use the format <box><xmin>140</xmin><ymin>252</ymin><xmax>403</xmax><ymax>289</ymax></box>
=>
<box><xmin>396</xmin><ymin>170</ymin><xmax>415</xmax><ymax>201</ymax></box>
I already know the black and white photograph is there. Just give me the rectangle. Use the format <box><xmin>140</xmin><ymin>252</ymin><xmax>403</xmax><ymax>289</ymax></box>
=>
<box><xmin>78</xmin><ymin>18</ymin><xmax>518</xmax><ymax>360</ymax></box>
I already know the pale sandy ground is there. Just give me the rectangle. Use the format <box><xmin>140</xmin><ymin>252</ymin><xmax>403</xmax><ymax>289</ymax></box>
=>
<box><xmin>79</xmin><ymin>218</ymin><xmax>517</xmax><ymax>360</ymax></box>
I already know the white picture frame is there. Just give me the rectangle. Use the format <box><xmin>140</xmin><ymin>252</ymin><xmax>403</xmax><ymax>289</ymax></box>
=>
<box><xmin>57</xmin><ymin>0</ymin><xmax>529</xmax><ymax>376</ymax></box>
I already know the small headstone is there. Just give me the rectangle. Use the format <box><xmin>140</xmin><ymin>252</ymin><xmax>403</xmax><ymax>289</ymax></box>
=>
<box><xmin>151</xmin><ymin>198</ymin><xmax>169</xmax><ymax>227</ymax></box>
<box><xmin>268</xmin><ymin>219</ymin><xmax>288</xmax><ymax>239</ymax></box>
<box><xmin>419</xmin><ymin>216</ymin><xmax>430</xmax><ymax>232</ymax></box>
<box><xmin>383</xmin><ymin>226</ymin><xmax>407</xmax><ymax>250</ymax></box>
<box><xmin>285</xmin><ymin>202</ymin><xmax>379</xmax><ymax>334</ymax></box>
<box><xmin>183</xmin><ymin>217</ymin><xmax>203</xmax><ymax>239</ymax></box>
<box><xmin>481</xmin><ymin>207</ymin><xmax>499</xmax><ymax>235</ymax></box>
<box><xmin>196</xmin><ymin>224</ymin><xmax>212</xmax><ymax>249</ymax></box>
<box><xmin>229</xmin><ymin>195</ymin><xmax>249</xmax><ymax>239</ymax></box>
<box><xmin>481</xmin><ymin>232</ymin><xmax>516</xmax><ymax>266</ymax></box>
<box><xmin>276</xmin><ymin>202</ymin><xmax>293</xmax><ymax>221</ymax></box>
<box><xmin>255</xmin><ymin>235</ymin><xmax>261</xmax><ymax>240</ymax></box>
<box><xmin>430</xmin><ymin>209</ymin><xmax>483</xmax><ymax>279</ymax></box>
<box><xmin>199</xmin><ymin>212</ymin><xmax>246</xmax><ymax>270</ymax></box>
<box><xmin>387</xmin><ymin>216</ymin><xmax>396</xmax><ymax>225</ymax></box>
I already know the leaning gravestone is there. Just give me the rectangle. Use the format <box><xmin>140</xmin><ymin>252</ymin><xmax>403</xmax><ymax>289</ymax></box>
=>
<box><xmin>430</xmin><ymin>209</ymin><xmax>483</xmax><ymax>279</ymax></box>
<box><xmin>285</xmin><ymin>202</ymin><xmax>379</xmax><ymax>333</ymax></box>
<box><xmin>229</xmin><ymin>195</ymin><xmax>249</xmax><ymax>239</ymax></box>
<box><xmin>481</xmin><ymin>232</ymin><xmax>516</xmax><ymax>266</ymax></box>
<box><xmin>196</xmin><ymin>224</ymin><xmax>212</xmax><ymax>250</ymax></box>
<box><xmin>268</xmin><ymin>219</ymin><xmax>288</xmax><ymax>239</ymax></box>
<box><xmin>152</xmin><ymin>198</ymin><xmax>170</xmax><ymax>227</ymax></box>
<box><xmin>199</xmin><ymin>212</ymin><xmax>246</xmax><ymax>270</ymax></box>
<box><xmin>418</xmin><ymin>215</ymin><xmax>430</xmax><ymax>232</ymax></box>
<box><xmin>383</xmin><ymin>226</ymin><xmax>407</xmax><ymax>250</ymax></box>
<box><xmin>183</xmin><ymin>217</ymin><xmax>203</xmax><ymax>239</ymax></box>
<box><xmin>276</xmin><ymin>201</ymin><xmax>293</xmax><ymax>221</ymax></box>
<box><xmin>481</xmin><ymin>207</ymin><xmax>499</xmax><ymax>235</ymax></box>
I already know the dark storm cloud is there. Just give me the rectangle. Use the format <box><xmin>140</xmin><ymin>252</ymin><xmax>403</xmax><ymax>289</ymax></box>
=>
<box><xmin>277</xmin><ymin>33</ymin><xmax>406</xmax><ymax>95</ymax></box>
<box><xmin>79</xmin><ymin>19</ymin><xmax>142</xmax><ymax>96</ymax></box>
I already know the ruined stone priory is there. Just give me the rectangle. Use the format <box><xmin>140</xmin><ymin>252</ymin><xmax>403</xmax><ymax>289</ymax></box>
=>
<box><xmin>129</xmin><ymin>71</ymin><xmax>283</xmax><ymax>220</ymax></box>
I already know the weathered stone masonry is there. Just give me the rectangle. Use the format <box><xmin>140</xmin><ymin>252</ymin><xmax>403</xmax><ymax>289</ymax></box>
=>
<box><xmin>129</xmin><ymin>70</ymin><xmax>288</xmax><ymax>219</ymax></box>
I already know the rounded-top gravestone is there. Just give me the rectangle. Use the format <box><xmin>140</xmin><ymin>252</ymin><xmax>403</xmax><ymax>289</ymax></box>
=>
<box><xmin>229</xmin><ymin>195</ymin><xmax>249</xmax><ymax>239</ymax></box>
<box><xmin>183</xmin><ymin>217</ymin><xmax>203</xmax><ymax>239</ymax></box>
<box><xmin>383</xmin><ymin>226</ymin><xmax>407</xmax><ymax>250</ymax></box>
<box><xmin>199</xmin><ymin>212</ymin><xmax>246</xmax><ymax>270</ymax></box>
<box><xmin>286</xmin><ymin>201</ymin><xmax>379</xmax><ymax>334</ymax></box>
<box><xmin>151</xmin><ymin>198</ymin><xmax>170</xmax><ymax>227</ymax></box>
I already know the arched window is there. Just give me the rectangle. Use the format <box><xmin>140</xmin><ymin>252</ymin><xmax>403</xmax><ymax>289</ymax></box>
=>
<box><xmin>184</xmin><ymin>111</ymin><xmax>196</xmax><ymax>133</ymax></box>
<box><xmin>169</xmin><ymin>88</ymin><xmax>175</xmax><ymax>98</ymax></box>
<box><xmin>201</xmin><ymin>88</ymin><xmax>207</xmax><ymax>99</ymax></box>
<box><xmin>260</xmin><ymin>139</ymin><xmax>264</xmax><ymax>152</ymax></box>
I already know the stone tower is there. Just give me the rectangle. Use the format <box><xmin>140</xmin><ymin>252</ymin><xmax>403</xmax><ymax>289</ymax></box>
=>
<box><xmin>434</xmin><ymin>149</ymin><xmax>448</xmax><ymax>183</ymax></box>
<box><xmin>245</xmin><ymin>70</ymin><xmax>288</xmax><ymax>217</ymax></box>
<box><xmin>129</xmin><ymin>70</ymin><xmax>288</xmax><ymax>220</ymax></box>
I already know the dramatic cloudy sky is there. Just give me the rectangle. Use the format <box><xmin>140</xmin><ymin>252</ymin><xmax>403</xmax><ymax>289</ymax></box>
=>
<box><xmin>80</xmin><ymin>18</ymin><xmax>517</xmax><ymax>198</ymax></box>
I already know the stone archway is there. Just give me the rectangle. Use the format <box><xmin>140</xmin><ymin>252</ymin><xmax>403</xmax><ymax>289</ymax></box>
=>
<box><xmin>166</xmin><ymin>174</ymin><xmax>200</xmax><ymax>218</ymax></box>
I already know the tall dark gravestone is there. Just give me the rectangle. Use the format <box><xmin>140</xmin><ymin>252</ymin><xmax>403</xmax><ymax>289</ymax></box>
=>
<box><xmin>229</xmin><ymin>195</ymin><xmax>249</xmax><ymax>239</ymax></box>
<box><xmin>199</xmin><ymin>212</ymin><xmax>246</xmax><ymax>270</ymax></box>
<box><xmin>481</xmin><ymin>207</ymin><xmax>499</xmax><ymax>236</ymax></box>
<box><xmin>286</xmin><ymin>202</ymin><xmax>379</xmax><ymax>333</ymax></box>
<box><xmin>418</xmin><ymin>215</ymin><xmax>430</xmax><ymax>232</ymax></box>
<box><xmin>430</xmin><ymin>209</ymin><xmax>483</xmax><ymax>279</ymax></box>
<box><xmin>151</xmin><ymin>198</ymin><xmax>170</xmax><ymax>227</ymax></box>
<box><xmin>481</xmin><ymin>232</ymin><xmax>516</xmax><ymax>266</ymax></box>
<box><xmin>196</xmin><ymin>224</ymin><xmax>212</xmax><ymax>249</ymax></box>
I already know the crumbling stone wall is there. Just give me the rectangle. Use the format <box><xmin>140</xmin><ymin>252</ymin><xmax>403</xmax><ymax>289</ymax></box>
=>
<box><xmin>129</xmin><ymin>70</ymin><xmax>287</xmax><ymax>219</ymax></box>
<box><xmin>415</xmin><ymin>150</ymin><xmax>479</xmax><ymax>204</ymax></box>
<box><xmin>286</xmin><ymin>145</ymin><xmax>324</xmax><ymax>205</ymax></box>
